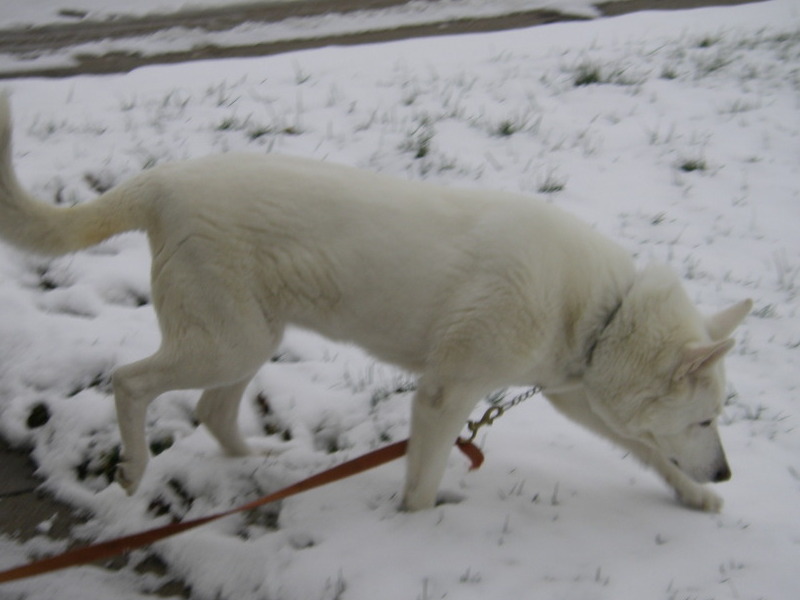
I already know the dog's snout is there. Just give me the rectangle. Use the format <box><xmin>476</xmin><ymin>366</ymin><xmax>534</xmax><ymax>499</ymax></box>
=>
<box><xmin>713</xmin><ymin>464</ymin><xmax>731</xmax><ymax>482</ymax></box>
<box><xmin>670</xmin><ymin>456</ymin><xmax>731</xmax><ymax>484</ymax></box>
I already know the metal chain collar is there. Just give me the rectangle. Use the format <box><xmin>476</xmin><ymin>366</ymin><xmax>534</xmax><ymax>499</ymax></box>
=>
<box><xmin>463</xmin><ymin>385</ymin><xmax>542</xmax><ymax>442</ymax></box>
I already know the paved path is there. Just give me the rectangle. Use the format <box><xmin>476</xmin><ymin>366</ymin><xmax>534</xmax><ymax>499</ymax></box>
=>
<box><xmin>0</xmin><ymin>438</ymin><xmax>77</xmax><ymax>542</ymax></box>
<box><xmin>0</xmin><ymin>0</ymin><xmax>763</xmax><ymax>78</ymax></box>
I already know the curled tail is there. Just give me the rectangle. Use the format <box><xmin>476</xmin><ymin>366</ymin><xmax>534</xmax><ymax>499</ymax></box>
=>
<box><xmin>0</xmin><ymin>93</ymin><xmax>146</xmax><ymax>255</ymax></box>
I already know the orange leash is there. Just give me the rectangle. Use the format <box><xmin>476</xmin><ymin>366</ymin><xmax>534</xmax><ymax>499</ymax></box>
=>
<box><xmin>0</xmin><ymin>438</ymin><xmax>483</xmax><ymax>584</ymax></box>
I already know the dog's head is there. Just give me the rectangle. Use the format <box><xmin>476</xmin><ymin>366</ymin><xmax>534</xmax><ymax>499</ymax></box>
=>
<box><xmin>584</xmin><ymin>266</ymin><xmax>751</xmax><ymax>484</ymax></box>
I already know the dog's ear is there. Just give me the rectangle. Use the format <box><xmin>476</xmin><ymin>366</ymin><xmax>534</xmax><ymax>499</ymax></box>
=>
<box><xmin>706</xmin><ymin>299</ymin><xmax>752</xmax><ymax>340</ymax></box>
<box><xmin>674</xmin><ymin>338</ymin><xmax>735</xmax><ymax>381</ymax></box>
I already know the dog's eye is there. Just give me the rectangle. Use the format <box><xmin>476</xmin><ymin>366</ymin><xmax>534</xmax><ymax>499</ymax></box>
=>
<box><xmin>698</xmin><ymin>419</ymin><xmax>713</xmax><ymax>428</ymax></box>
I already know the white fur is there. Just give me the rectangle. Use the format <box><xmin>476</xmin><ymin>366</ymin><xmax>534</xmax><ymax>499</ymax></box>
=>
<box><xmin>0</xmin><ymin>96</ymin><xmax>750</xmax><ymax>512</ymax></box>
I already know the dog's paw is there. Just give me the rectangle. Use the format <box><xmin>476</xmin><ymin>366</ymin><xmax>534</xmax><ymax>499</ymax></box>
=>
<box><xmin>114</xmin><ymin>457</ymin><xmax>146</xmax><ymax>495</ymax></box>
<box><xmin>676</xmin><ymin>485</ymin><xmax>723</xmax><ymax>513</ymax></box>
<box><xmin>435</xmin><ymin>490</ymin><xmax>465</xmax><ymax>506</ymax></box>
<box><xmin>401</xmin><ymin>489</ymin><xmax>464</xmax><ymax>512</ymax></box>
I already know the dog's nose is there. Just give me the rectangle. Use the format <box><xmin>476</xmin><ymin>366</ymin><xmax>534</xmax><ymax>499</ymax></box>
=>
<box><xmin>713</xmin><ymin>464</ymin><xmax>731</xmax><ymax>482</ymax></box>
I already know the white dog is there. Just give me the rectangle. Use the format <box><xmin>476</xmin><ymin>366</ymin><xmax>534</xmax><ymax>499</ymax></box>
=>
<box><xmin>0</xmin><ymin>96</ymin><xmax>750</xmax><ymax>512</ymax></box>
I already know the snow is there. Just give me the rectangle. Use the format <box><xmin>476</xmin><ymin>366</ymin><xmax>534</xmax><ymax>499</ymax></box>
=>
<box><xmin>0</xmin><ymin>0</ymin><xmax>799</xmax><ymax>598</ymax></box>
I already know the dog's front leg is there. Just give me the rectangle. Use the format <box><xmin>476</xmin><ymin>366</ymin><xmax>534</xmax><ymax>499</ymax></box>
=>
<box><xmin>402</xmin><ymin>382</ymin><xmax>483</xmax><ymax>511</ymax></box>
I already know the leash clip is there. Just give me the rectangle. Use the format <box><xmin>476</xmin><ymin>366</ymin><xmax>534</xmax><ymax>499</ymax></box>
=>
<box><xmin>464</xmin><ymin>386</ymin><xmax>542</xmax><ymax>443</ymax></box>
<box><xmin>465</xmin><ymin>405</ymin><xmax>505</xmax><ymax>442</ymax></box>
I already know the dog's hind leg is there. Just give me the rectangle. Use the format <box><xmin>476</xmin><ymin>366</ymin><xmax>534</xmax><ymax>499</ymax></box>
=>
<box><xmin>112</xmin><ymin>353</ymin><xmax>180</xmax><ymax>495</ymax></box>
<box><xmin>196</xmin><ymin>379</ymin><xmax>253</xmax><ymax>457</ymax></box>
<box><xmin>112</xmin><ymin>327</ymin><xmax>277</xmax><ymax>495</ymax></box>
<box><xmin>109</xmin><ymin>232</ymin><xmax>286</xmax><ymax>494</ymax></box>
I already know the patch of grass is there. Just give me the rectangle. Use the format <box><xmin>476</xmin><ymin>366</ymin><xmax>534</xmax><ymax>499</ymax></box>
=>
<box><xmin>537</xmin><ymin>170</ymin><xmax>567</xmax><ymax>194</ymax></box>
<box><xmin>496</xmin><ymin>119</ymin><xmax>518</xmax><ymax>137</ymax></box>
<box><xmin>412</xmin><ymin>133</ymin><xmax>432</xmax><ymax>159</ymax></box>
<box><xmin>752</xmin><ymin>304</ymin><xmax>777</xmax><ymax>319</ymax></box>
<box><xmin>323</xmin><ymin>571</ymin><xmax>347</xmax><ymax>600</ymax></box>
<box><xmin>572</xmin><ymin>60</ymin><xmax>643</xmax><ymax>87</ymax></box>
<box><xmin>491</xmin><ymin>113</ymin><xmax>541</xmax><ymax>137</ymax></box>
<box><xmin>84</xmin><ymin>171</ymin><xmax>116</xmax><ymax>194</ymax></box>
<box><xmin>205</xmin><ymin>82</ymin><xmax>239</xmax><ymax>108</ymax></box>
<box><xmin>774</xmin><ymin>249</ymin><xmax>799</xmax><ymax>297</ymax></box>
<box><xmin>247</xmin><ymin>126</ymin><xmax>272</xmax><ymax>140</ymax></box>
<box><xmin>460</xmin><ymin>567</ymin><xmax>482</xmax><ymax>584</ymax></box>
<box><xmin>280</xmin><ymin>124</ymin><xmax>302</xmax><ymax>136</ymax></box>
<box><xmin>255</xmin><ymin>393</ymin><xmax>293</xmax><ymax>441</ymax></box>
<box><xmin>574</xmin><ymin>62</ymin><xmax>603</xmax><ymax>86</ymax></box>
<box><xmin>68</xmin><ymin>372</ymin><xmax>112</xmax><ymax>398</ymax></box>
<box><xmin>370</xmin><ymin>377</ymin><xmax>417</xmax><ymax>408</ymax></box>
<box><xmin>676</xmin><ymin>157</ymin><xmax>708</xmax><ymax>173</ymax></box>
<box><xmin>694</xmin><ymin>51</ymin><xmax>732</xmax><ymax>77</ymax></box>
<box><xmin>293</xmin><ymin>62</ymin><xmax>312</xmax><ymax>85</ymax></box>
<box><xmin>660</xmin><ymin>66</ymin><xmax>680</xmax><ymax>80</ymax></box>
<box><xmin>76</xmin><ymin>445</ymin><xmax>121</xmax><ymax>484</ymax></box>
<box><xmin>238</xmin><ymin>503</ymin><xmax>281</xmax><ymax>539</ymax></box>
<box><xmin>401</xmin><ymin>118</ymin><xmax>435</xmax><ymax>159</ymax></box>
<box><xmin>216</xmin><ymin>116</ymin><xmax>244</xmax><ymax>131</ymax></box>
<box><xmin>140</xmin><ymin>155</ymin><xmax>160</xmax><ymax>170</ymax></box>
<box><xmin>719</xmin><ymin>98</ymin><xmax>760</xmax><ymax>115</ymax></box>
<box><xmin>697</xmin><ymin>35</ymin><xmax>722</xmax><ymax>49</ymax></box>
<box><xmin>129</xmin><ymin>291</ymin><xmax>150</xmax><ymax>307</ymax></box>
<box><xmin>314</xmin><ymin>426</ymin><xmax>344</xmax><ymax>454</ymax></box>
<box><xmin>147</xmin><ymin>478</ymin><xmax>195</xmax><ymax>521</ymax></box>
<box><xmin>36</xmin><ymin>265</ymin><xmax>61</xmax><ymax>291</ymax></box>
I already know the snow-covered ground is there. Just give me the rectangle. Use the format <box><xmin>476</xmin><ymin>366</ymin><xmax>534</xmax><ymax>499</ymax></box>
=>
<box><xmin>1</xmin><ymin>0</ymin><xmax>799</xmax><ymax>598</ymax></box>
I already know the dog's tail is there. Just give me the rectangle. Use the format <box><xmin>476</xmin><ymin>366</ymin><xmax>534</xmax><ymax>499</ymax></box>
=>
<box><xmin>0</xmin><ymin>93</ymin><xmax>146</xmax><ymax>256</ymax></box>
